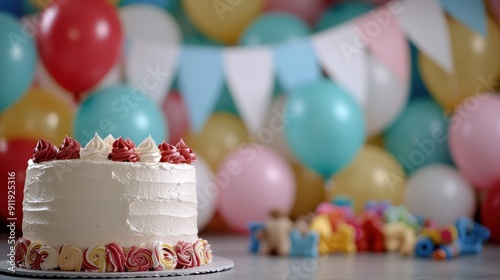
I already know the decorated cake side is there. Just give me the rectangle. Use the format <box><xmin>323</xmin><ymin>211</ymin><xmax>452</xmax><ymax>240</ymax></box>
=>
<box><xmin>15</xmin><ymin>134</ymin><xmax>212</xmax><ymax>272</ymax></box>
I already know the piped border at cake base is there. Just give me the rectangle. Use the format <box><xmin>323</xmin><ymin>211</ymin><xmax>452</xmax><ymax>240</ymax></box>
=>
<box><xmin>0</xmin><ymin>256</ymin><xmax>234</xmax><ymax>278</ymax></box>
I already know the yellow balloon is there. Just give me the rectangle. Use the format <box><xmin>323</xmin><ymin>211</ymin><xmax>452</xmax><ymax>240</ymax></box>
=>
<box><xmin>419</xmin><ymin>17</ymin><xmax>500</xmax><ymax>110</ymax></box>
<box><xmin>182</xmin><ymin>0</ymin><xmax>265</xmax><ymax>44</ymax></box>
<box><xmin>326</xmin><ymin>145</ymin><xmax>406</xmax><ymax>214</ymax></box>
<box><xmin>289</xmin><ymin>162</ymin><xmax>327</xmax><ymax>219</ymax></box>
<box><xmin>366</xmin><ymin>134</ymin><xmax>384</xmax><ymax>148</ymax></box>
<box><xmin>184</xmin><ymin>113</ymin><xmax>249</xmax><ymax>170</ymax></box>
<box><xmin>0</xmin><ymin>87</ymin><xmax>74</xmax><ymax>143</ymax></box>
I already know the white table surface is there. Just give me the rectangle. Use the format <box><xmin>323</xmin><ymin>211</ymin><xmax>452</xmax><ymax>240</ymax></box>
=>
<box><xmin>1</xmin><ymin>235</ymin><xmax>500</xmax><ymax>280</ymax></box>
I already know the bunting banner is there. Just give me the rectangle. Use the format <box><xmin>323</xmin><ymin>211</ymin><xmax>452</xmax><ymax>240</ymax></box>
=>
<box><xmin>178</xmin><ymin>46</ymin><xmax>224</xmax><ymax>132</ymax></box>
<box><xmin>312</xmin><ymin>24</ymin><xmax>369</xmax><ymax>107</ymax></box>
<box><xmin>224</xmin><ymin>47</ymin><xmax>274</xmax><ymax>134</ymax></box>
<box><xmin>439</xmin><ymin>0</ymin><xmax>487</xmax><ymax>36</ymax></box>
<box><xmin>395</xmin><ymin>0</ymin><xmax>453</xmax><ymax>73</ymax></box>
<box><xmin>273</xmin><ymin>39</ymin><xmax>322</xmax><ymax>94</ymax></box>
<box><xmin>356</xmin><ymin>3</ymin><xmax>410</xmax><ymax>83</ymax></box>
<box><xmin>125</xmin><ymin>41</ymin><xmax>179</xmax><ymax>104</ymax></box>
<box><xmin>118</xmin><ymin>0</ymin><xmax>464</xmax><ymax>133</ymax></box>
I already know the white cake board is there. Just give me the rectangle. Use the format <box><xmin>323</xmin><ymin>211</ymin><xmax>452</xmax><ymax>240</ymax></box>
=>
<box><xmin>0</xmin><ymin>256</ymin><xmax>233</xmax><ymax>278</ymax></box>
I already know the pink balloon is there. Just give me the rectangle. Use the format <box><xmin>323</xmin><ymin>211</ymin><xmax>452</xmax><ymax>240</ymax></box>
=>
<box><xmin>264</xmin><ymin>0</ymin><xmax>332</xmax><ymax>25</ymax></box>
<box><xmin>162</xmin><ymin>91</ymin><xmax>189</xmax><ymax>144</ymax></box>
<box><xmin>217</xmin><ymin>145</ymin><xmax>296</xmax><ymax>232</ymax></box>
<box><xmin>449</xmin><ymin>94</ymin><xmax>500</xmax><ymax>190</ymax></box>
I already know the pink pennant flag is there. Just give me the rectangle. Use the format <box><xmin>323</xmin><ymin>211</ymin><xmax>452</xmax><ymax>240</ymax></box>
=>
<box><xmin>355</xmin><ymin>2</ymin><xmax>410</xmax><ymax>83</ymax></box>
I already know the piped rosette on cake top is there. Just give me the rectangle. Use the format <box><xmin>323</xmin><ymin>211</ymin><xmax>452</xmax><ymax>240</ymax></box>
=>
<box><xmin>30</xmin><ymin>133</ymin><xmax>196</xmax><ymax>164</ymax></box>
<box><xmin>18</xmin><ymin>135</ymin><xmax>213</xmax><ymax>272</ymax></box>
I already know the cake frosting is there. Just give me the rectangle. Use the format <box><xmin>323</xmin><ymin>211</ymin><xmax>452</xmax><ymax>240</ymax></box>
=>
<box><xmin>17</xmin><ymin>135</ymin><xmax>212</xmax><ymax>272</ymax></box>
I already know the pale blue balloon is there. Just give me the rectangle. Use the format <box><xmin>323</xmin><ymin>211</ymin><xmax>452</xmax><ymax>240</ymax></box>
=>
<box><xmin>74</xmin><ymin>86</ymin><xmax>168</xmax><ymax>145</ymax></box>
<box><xmin>316</xmin><ymin>2</ymin><xmax>372</xmax><ymax>31</ymax></box>
<box><xmin>239</xmin><ymin>12</ymin><xmax>310</xmax><ymax>46</ymax></box>
<box><xmin>316</xmin><ymin>2</ymin><xmax>373</xmax><ymax>31</ymax></box>
<box><xmin>384</xmin><ymin>98</ymin><xmax>451</xmax><ymax>175</ymax></box>
<box><xmin>284</xmin><ymin>80</ymin><xmax>365</xmax><ymax>179</ymax></box>
<box><xmin>0</xmin><ymin>12</ymin><xmax>37</xmax><ymax>112</ymax></box>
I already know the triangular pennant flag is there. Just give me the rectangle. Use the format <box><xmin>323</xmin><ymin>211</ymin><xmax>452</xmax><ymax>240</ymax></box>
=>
<box><xmin>439</xmin><ymin>0</ymin><xmax>487</xmax><ymax>36</ymax></box>
<box><xmin>224</xmin><ymin>47</ymin><xmax>274</xmax><ymax>134</ymax></box>
<box><xmin>178</xmin><ymin>46</ymin><xmax>224</xmax><ymax>132</ymax></box>
<box><xmin>311</xmin><ymin>24</ymin><xmax>368</xmax><ymax>107</ymax></box>
<box><xmin>396</xmin><ymin>0</ymin><xmax>453</xmax><ymax>73</ymax></box>
<box><xmin>125</xmin><ymin>41</ymin><xmax>178</xmax><ymax>104</ymax></box>
<box><xmin>355</xmin><ymin>5</ymin><xmax>410</xmax><ymax>83</ymax></box>
<box><xmin>273</xmin><ymin>39</ymin><xmax>322</xmax><ymax>93</ymax></box>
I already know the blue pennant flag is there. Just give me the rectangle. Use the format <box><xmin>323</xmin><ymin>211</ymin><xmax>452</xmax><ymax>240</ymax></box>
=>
<box><xmin>439</xmin><ymin>0</ymin><xmax>487</xmax><ymax>36</ymax></box>
<box><xmin>273</xmin><ymin>39</ymin><xmax>322</xmax><ymax>94</ymax></box>
<box><xmin>178</xmin><ymin>46</ymin><xmax>224</xmax><ymax>132</ymax></box>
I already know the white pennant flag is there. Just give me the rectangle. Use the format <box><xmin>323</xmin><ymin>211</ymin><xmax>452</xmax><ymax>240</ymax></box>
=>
<box><xmin>125</xmin><ymin>41</ymin><xmax>179</xmax><ymax>104</ymax></box>
<box><xmin>224</xmin><ymin>47</ymin><xmax>274</xmax><ymax>134</ymax></box>
<box><xmin>312</xmin><ymin>24</ymin><xmax>368</xmax><ymax>107</ymax></box>
<box><xmin>396</xmin><ymin>0</ymin><xmax>453</xmax><ymax>73</ymax></box>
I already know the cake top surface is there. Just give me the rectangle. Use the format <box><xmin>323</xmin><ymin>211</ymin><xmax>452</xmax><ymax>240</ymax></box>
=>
<box><xmin>30</xmin><ymin>134</ymin><xmax>196</xmax><ymax>165</ymax></box>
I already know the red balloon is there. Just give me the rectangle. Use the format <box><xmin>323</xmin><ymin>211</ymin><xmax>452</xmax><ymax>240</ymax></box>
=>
<box><xmin>162</xmin><ymin>91</ymin><xmax>189</xmax><ymax>144</ymax></box>
<box><xmin>37</xmin><ymin>0</ymin><xmax>122</xmax><ymax>99</ymax></box>
<box><xmin>482</xmin><ymin>183</ymin><xmax>500</xmax><ymax>242</ymax></box>
<box><xmin>264</xmin><ymin>0</ymin><xmax>333</xmax><ymax>25</ymax></box>
<box><xmin>0</xmin><ymin>139</ymin><xmax>37</xmax><ymax>234</ymax></box>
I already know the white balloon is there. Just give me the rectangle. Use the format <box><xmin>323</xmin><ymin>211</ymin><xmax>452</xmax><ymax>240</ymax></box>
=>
<box><xmin>194</xmin><ymin>157</ymin><xmax>217</xmax><ymax>230</ymax></box>
<box><xmin>257</xmin><ymin>95</ymin><xmax>298</xmax><ymax>163</ymax></box>
<box><xmin>404</xmin><ymin>164</ymin><xmax>475</xmax><ymax>225</ymax></box>
<box><xmin>364</xmin><ymin>56</ymin><xmax>409</xmax><ymax>137</ymax></box>
<box><xmin>119</xmin><ymin>4</ymin><xmax>181</xmax><ymax>44</ymax></box>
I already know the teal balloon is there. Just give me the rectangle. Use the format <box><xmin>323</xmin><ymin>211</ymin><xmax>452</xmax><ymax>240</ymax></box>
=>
<box><xmin>21</xmin><ymin>0</ymin><xmax>37</xmax><ymax>15</ymax></box>
<box><xmin>284</xmin><ymin>80</ymin><xmax>365</xmax><ymax>178</ymax></box>
<box><xmin>409</xmin><ymin>43</ymin><xmax>431</xmax><ymax>100</ymax></box>
<box><xmin>384</xmin><ymin>98</ymin><xmax>451</xmax><ymax>175</ymax></box>
<box><xmin>0</xmin><ymin>12</ymin><xmax>37</xmax><ymax>112</ymax></box>
<box><xmin>316</xmin><ymin>2</ymin><xmax>373</xmax><ymax>31</ymax></box>
<box><xmin>214</xmin><ymin>84</ymin><xmax>239</xmax><ymax>115</ymax></box>
<box><xmin>239</xmin><ymin>12</ymin><xmax>310</xmax><ymax>46</ymax></box>
<box><xmin>119</xmin><ymin>0</ymin><xmax>175</xmax><ymax>10</ymax></box>
<box><xmin>74</xmin><ymin>86</ymin><xmax>168</xmax><ymax>145</ymax></box>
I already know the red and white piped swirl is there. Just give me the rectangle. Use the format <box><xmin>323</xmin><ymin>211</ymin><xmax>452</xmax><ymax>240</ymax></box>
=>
<box><xmin>152</xmin><ymin>241</ymin><xmax>177</xmax><ymax>271</ymax></box>
<box><xmin>15</xmin><ymin>238</ymin><xmax>31</xmax><ymax>268</ymax></box>
<box><xmin>175</xmin><ymin>241</ymin><xmax>199</xmax><ymax>269</ymax></box>
<box><xmin>25</xmin><ymin>241</ymin><xmax>43</xmax><ymax>270</ymax></box>
<box><xmin>106</xmin><ymin>242</ymin><xmax>126</xmax><ymax>272</ymax></box>
<box><xmin>125</xmin><ymin>245</ymin><xmax>153</xmax><ymax>272</ymax></box>
<box><xmin>82</xmin><ymin>244</ymin><xmax>107</xmax><ymax>272</ymax></box>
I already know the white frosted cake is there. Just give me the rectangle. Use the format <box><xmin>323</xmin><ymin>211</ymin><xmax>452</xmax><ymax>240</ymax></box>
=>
<box><xmin>15</xmin><ymin>134</ymin><xmax>212</xmax><ymax>272</ymax></box>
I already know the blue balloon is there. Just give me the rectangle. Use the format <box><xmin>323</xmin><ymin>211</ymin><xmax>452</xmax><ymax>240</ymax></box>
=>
<box><xmin>0</xmin><ymin>0</ymin><xmax>23</xmax><ymax>17</ymax></box>
<box><xmin>74</xmin><ymin>86</ymin><xmax>168</xmax><ymax>145</ymax></box>
<box><xmin>239</xmin><ymin>12</ymin><xmax>310</xmax><ymax>46</ymax></box>
<box><xmin>409</xmin><ymin>43</ymin><xmax>431</xmax><ymax>100</ymax></box>
<box><xmin>384</xmin><ymin>98</ymin><xmax>451</xmax><ymax>175</ymax></box>
<box><xmin>0</xmin><ymin>12</ymin><xmax>37</xmax><ymax>112</ymax></box>
<box><xmin>284</xmin><ymin>80</ymin><xmax>365</xmax><ymax>178</ymax></box>
<box><xmin>316</xmin><ymin>2</ymin><xmax>373</xmax><ymax>31</ymax></box>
